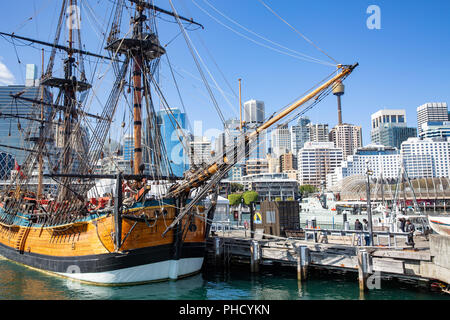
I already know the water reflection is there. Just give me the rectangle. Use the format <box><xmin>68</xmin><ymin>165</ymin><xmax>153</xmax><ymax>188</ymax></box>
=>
<box><xmin>0</xmin><ymin>256</ymin><xmax>448</xmax><ymax>300</ymax></box>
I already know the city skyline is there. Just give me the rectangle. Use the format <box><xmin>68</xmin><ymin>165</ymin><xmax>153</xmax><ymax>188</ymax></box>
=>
<box><xmin>0</xmin><ymin>1</ymin><xmax>449</xmax><ymax>146</ymax></box>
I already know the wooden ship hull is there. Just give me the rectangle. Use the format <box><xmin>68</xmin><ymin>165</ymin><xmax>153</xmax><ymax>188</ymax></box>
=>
<box><xmin>0</xmin><ymin>199</ymin><xmax>207</xmax><ymax>285</ymax></box>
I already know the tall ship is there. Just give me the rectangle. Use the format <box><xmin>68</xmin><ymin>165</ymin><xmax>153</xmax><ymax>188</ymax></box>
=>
<box><xmin>0</xmin><ymin>0</ymin><xmax>357</xmax><ymax>285</ymax></box>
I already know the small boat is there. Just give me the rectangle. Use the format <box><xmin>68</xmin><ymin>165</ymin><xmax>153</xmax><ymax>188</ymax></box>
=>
<box><xmin>428</xmin><ymin>215</ymin><xmax>450</xmax><ymax>237</ymax></box>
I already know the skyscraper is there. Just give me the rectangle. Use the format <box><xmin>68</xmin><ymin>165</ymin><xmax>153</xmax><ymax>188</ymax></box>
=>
<box><xmin>243</xmin><ymin>99</ymin><xmax>266</xmax><ymax>159</ymax></box>
<box><xmin>417</xmin><ymin>102</ymin><xmax>448</xmax><ymax>134</ymax></box>
<box><xmin>329</xmin><ymin>124</ymin><xmax>362</xmax><ymax>159</ymax></box>
<box><xmin>290</xmin><ymin>116</ymin><xmax>310</xmax><ymax>155</ymax></box>
<box><xmin>270</xmin><ymin>124</ymin><xmax>291</xmax><ymax>157</ymax></box>
<box><xmin>156</xmin><ymin>108</ymin><xmax>188</xmax><ymax>177</ymax></box>
<box><xmin>370</xmin><ymin>109</ymin><xmax>417</xmax><ymax>149</ymax></box>
<box><xmin>243</xmin><ymin>99</ymin><xmax>265</xmax><ymax>125</ymax></box>
<box><xmin>0</xmin><ymin>82</ymin><xmax>52</xmax><ymax>164</ymax></box>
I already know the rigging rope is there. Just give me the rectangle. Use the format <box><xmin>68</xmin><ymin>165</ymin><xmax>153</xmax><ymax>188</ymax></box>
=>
<box><xmin>198</xmin><ymin>0</ymin><xmax>334</xmax><ymax>67</ymax></box>
<box><xmin>191</xmin><ymin>0</ymin><xmax>335</xmax><ymax>67</ymax></box>
<box><xmin>256</xmin><ymin>0</ymin><xmax>340</xmax><ymax>65</ymax></box>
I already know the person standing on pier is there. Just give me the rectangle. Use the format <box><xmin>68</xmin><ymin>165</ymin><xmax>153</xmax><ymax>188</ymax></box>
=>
<box><xmin>362</xmin><ymin>219</ymin><xmax>370</xmax><ymax>246</ymax></box>
<box><xmin>355</xmin><ymin>219</ymin><xmax>363</xmax><ymax>246</ymax></box>
<box><xmin>399</xmin><ymin>218</ymin><xmax>406</xmax><ymax>232</ymax></box>
<box><xmin>405</xmin><ymin>220</ymin><xmax>415</xmax><ymax>248</ymax></box>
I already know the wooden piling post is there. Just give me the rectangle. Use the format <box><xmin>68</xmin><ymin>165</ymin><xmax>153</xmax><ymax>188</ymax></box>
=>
<box><xmin>214</xmin><ymin>236</ymin><xmax>222</xmax><ymax>266</ymax></box>
<box><xmin>296</xmin><ymin>246</ymin><xmax>303</xmax><ymax>281</ymax></box>
<box><xmin>357</xmin><ymin>249</ymin><xmax>369</xmax><ymax>292</ymax></box>
<box><xmin>250</xmin><ymin>240</ymin><xmax>260</xmax><ymax>273</ymax></box>
<box><xmin>297</xmin><ymin>246</ymin><xmax>311</xmax><ymax>281</ymax></box>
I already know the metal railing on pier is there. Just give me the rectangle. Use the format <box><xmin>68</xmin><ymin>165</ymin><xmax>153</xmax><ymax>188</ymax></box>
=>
<box><xmin>303</xmin><ymin>227</ymin><xmax>411</xmax><ymax>248</ymax></box>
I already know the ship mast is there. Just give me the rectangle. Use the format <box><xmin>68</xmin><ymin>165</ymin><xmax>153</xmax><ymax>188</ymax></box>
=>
<box><xmin>37</xmin><ymin>49</ymin><xmax>45</xmax><ymax>199</ymax></box>
<box><xmin>132</xmin><ymin>4</ymin><xmax>144</xmax><ymax>175</ymax></box>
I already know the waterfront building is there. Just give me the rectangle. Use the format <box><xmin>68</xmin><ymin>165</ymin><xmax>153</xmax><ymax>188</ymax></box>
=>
<box><xmin>241</xmin><ymin>173</ymin><xmax>298</xmax><ymax>201</ymax></box>
<box><xmin>307</xmin><ymin>123</ymin><xmax>329</xmax><ymax>142</ymax></box>
<box><xmin>400</xmin><ymin>137</ymin><xmax>450</xmax><ymax>179</ymax></box>
<box><xmin>419</xmin><ymin>121</ymin><xmax>450</xmax><ymax>139</ymax></box>
<box><xmin>370</xmin><ymin>109</ymin><xmax>417</xmax><ymax>149</ymax></box>
<box><xmin>270</xmin><ymin>124</ymin><xmax>291</xmax><ymax>157</ymax></box>
<box><xmin>297</xmin><ymin>141</ymin><xmax>343</xmax><ymax>188</ymax></box>
<box><xmin>290</xmin><ymin>117</ymin><xmax>311</xmax><ymax>155</ymax></box>
<box><xmin>417</xmin><ymin>102</ymin><xmax>448</xmax><ymax>135</ymax></box>
<box><xmin>156</xmin><ymin>108</ymin><xmax>188</xmax><ymax>177</ymax></box>
<box><xmin>327</xmin><ymin>144</ymin><xmax>401</xmax><ymax>187</ymax></box>
<box><xmin>329</xmin><ymin>123</ymin><xmax>362</xmax><ymax>159</ymax></box>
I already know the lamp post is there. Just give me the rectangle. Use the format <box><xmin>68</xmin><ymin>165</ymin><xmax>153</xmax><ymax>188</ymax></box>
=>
<box><xmin>366</xmin><ymin>162</ymin><xmax>374</xmax><ymax>246</ymax></box>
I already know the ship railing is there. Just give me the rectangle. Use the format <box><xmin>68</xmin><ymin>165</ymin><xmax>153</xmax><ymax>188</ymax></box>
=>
<box><xmin>303</xmin><ymin>228</ymin><xmax>412</xmax><ymax>249</ymax></box>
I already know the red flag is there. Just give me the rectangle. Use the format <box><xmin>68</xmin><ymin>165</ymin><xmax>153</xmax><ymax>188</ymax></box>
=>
<box><xmin>15</xmin><ymin>160</ymin><xmax>25</xmax><ymax>178</ymax></box>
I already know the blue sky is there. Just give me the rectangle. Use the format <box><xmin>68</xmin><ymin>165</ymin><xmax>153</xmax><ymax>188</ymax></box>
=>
<box><xmin>0</xmin><ymin>0</ymin><xmax>449</xmax><ymax>145</ymax></box>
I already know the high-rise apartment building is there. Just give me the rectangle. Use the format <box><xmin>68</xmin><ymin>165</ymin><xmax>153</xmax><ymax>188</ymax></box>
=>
<box><xmin>280</xmin><ymin>152</ymin><xmax>297</xmax><ymax>172</ymax></box>
<box><xmin>370</xmin><ymin>109</ymin><xmax>417</xmax><ymax>149</ymax></box>
<box><xmin>329</xmin><ymin>124</ymin><xmax>362</xmax><ymax>159</ymax></box>
<box><xmin>307</xmin><ymin>123</ymin><xmax>329</xmax><ymax>142</ymax></box>
<box><xmin>188</xmin><ymin>136</ymin><xmax>212</xmax><ymax>167</ymax></box>
<box><xmin>297</xmin><ymin>141</ymin><xmax>343</xmax><ymax>188</ymax></box>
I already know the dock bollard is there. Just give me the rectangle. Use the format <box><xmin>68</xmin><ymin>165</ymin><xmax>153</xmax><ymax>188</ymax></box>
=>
<box><xmin>250</xmin><ymin>240</ymin><xmax>260</xmax><ymax>273</ymax></box>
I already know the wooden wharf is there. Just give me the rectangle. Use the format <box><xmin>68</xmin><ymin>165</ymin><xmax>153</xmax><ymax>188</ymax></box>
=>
<box><xmin>205</xmin><ymin>228</ymin><xmax>450</xmax><ymax>293</ymax></box>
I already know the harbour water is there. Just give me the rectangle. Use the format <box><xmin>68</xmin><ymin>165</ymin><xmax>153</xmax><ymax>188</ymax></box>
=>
<box><xmin>1</xmin><ymin>256</ymin><xmax>449</xmax><ymax>300</ymax></box>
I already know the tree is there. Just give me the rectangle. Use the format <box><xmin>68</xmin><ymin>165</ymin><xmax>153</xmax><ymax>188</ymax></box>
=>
<box><xmin>243</xmin><ymin>191</ymin><xmax>259</xmax><ymax>239</ymax></box>
<box><xmin>299</xmin><ymin>185</ymin><xmax>317</xmax><ymax>197</ymax></box>
<box><xmin>227</xmin><ymin>194</ymin><xmax>242</xmax><ymax>206</ymax></box>
<box><xmin>242</xmin><ymin>191</ymin><xmax>258</xmax><ymax>205</ymax></box>
<box><xmin>230</xmin><ymin>183</ymin><xmax>244</xmax><ymax>193</ymax></box>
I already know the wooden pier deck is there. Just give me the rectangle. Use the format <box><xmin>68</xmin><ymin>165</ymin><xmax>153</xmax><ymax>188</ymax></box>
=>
<box><xmin>205</xmin><ymin>229</ymin><xmax>450</xmax><ymax>293</ymax></box>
